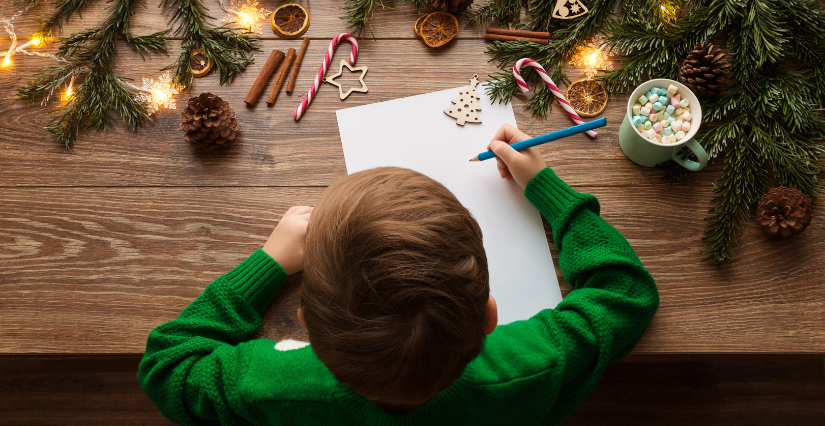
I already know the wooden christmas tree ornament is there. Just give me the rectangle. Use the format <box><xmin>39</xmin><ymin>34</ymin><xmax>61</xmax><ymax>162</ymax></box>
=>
<box><xmin>444</xmin><ymin>75</ymin><xmax>482</xmax><ymax>125</ymax></box>
<box><xmin>323</xmin><ymin>59</ymin><xmax>369</xmax><ymax>100</ymax></box>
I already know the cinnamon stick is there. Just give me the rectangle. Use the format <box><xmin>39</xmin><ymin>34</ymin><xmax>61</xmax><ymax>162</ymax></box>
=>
<box><xmin>245</xmin><ymin>49</ymin><xmax>285</xmax><ymax>105</ymax></box>
<box><xmin>485</xmin><ymin>27</ymin><xmax>551</xmax><ymax>39</ymax></box>
<box><xmin>267</xmin><ymin>47</ymin><xmax>296</xmax><ymax>105</ymax></box>
<box><xmin>286</xmin><ymin>37</ymin><xmax>310</xmax><ymax>94</ymax></box>
<box><xmin>484</xmin><ymin>33</ymin><xmax>549</xmax><ymax>45</ymax></box>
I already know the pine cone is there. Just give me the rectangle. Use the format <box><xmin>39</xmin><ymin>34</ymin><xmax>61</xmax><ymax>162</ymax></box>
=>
<box><xmin>679</xmin><ymin>42</ymin><xmax>731</xmax><ymax>99</ymax></box>
<box><xmin>180</xmin><ymin>93</ymin><xmax>239</xmax><ymax>150</ymax></box>
<box><xmin>430</xmin><ymin>0</ymin><xmax>473</xmax><ymax>13</ymax></box>
<box><xmin>756</xmin><ymin>187</ymin><xmax>813</xmax><ymax>238</ymax></box>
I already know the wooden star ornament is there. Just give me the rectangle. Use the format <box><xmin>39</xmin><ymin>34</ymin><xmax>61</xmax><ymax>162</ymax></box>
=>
<box><xmin>323</xmin><ymin>59</ymin><xmax>369</xmax><ymax>100</ymax></box>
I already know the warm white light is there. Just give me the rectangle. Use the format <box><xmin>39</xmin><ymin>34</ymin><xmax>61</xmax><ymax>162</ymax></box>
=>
<box><xmin>2</xmin><ymin>56</ymin><xmax>10</xmax><ymax>67</ymax></box>
<box><xmin>135</xmin><ymin>72</ymin><xmax>179</xmax><ymax>113</ymax></box>
<box><xmin>221</xmin><ymin>0</ymin><xmax>269</xmax><ymax>35</ymax></box>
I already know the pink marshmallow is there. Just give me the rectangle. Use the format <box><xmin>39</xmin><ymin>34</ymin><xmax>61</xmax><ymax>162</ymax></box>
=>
<box><xmin>652</xmin><ymin>122</ymin><xmax>663</xmax><ymax>132</ymax></box>
<box><xmin>654</xmin><ymin>133</ymin><xmax>662</xmax><ymax>141</ymax></box>
<box><xmin>682</xmin><ymin>121</ymin><xmax>691</xmax><ymax>132</ymax></box>
<box><xmin>649</xmin><ymin>113</ymin><xmax>658</xmax><ymax>122</ymax></box>
<box><xmin>670</xmin><ymin>97</ymin><xmax>681</xmax><ymax>108</ymax></box>
<box><xmin>671</xmin><ymin>121</ymin><xmax>682</xmax><ymax>132</ymax></box>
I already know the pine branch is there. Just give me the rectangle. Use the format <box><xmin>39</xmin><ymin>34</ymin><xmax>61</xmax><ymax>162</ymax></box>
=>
<box><xmin>160</xmin><ymin>0</ymin><xmax>260</xmax><ymax>89</ymax></box>
<box><xmin>39</xmin><ymin>0</ymin><xmax>100</xmax><ymax>37</ymax></box>
<box><xmin>341</xmin><ymin>0</ymin><xmax>390</xmax><ymax>36</ymax></box>
<box><xmin>466</xmin><ymin>0</ymin><xmax>525</xmax><ymax>29</ymax></box>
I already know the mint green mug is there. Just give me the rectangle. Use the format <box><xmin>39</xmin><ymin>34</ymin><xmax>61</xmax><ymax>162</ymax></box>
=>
<box><xmin>618</xmin><ymin>79</ymin><xmax>708</xmax><ymax>171</ymax></box>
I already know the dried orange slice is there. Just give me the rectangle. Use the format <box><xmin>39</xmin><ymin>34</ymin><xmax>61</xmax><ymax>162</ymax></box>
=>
<box><xmin>271</xmin><ymin>3</ymin><xmax>310</xmax><ymax>39</ymax></box>
<box><xmin>414</xmin><ymin>14</ymin><xmax>428</xmax><ymax>38</ymax></box>
<box><xmin>191</xmin><ymin>49</ymin><xmax>212</xmax><ymax>78</ymax></box>
<box><xmin>565</xmin><ymin>78</ymin><xmax>608</xmax><ymax>117</ymax></box>
<box><xmin>419</xmin><ymin>12</ymin><xmax>458</xmax><ymax>48</ymax></box>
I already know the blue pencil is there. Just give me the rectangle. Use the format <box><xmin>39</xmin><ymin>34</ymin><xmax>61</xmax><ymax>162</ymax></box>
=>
<box><xmin>469</xmin><ymin>118</ymin><xmax>608</xmax><ymax>162</ymax></box>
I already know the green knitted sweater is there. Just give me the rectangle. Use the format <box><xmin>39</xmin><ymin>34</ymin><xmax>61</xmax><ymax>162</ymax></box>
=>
<box><xmin>139</xmin><ymin>167</ymin><xmax>659</xmax><ymax>426</ymax></box>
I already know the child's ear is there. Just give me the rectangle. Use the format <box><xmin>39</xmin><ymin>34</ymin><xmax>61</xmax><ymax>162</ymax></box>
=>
<box><xmin>297</xmin><ymin>307</ymin><xmax>306</xmax><ymax>329</ymax></box>
<box><xmin>485</xmin><ymin>296</ymin><xmax>498</xmax><ymax>335</ymax></box>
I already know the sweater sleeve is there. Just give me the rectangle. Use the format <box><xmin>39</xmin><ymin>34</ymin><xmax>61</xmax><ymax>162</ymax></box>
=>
<box><xmin>524</xmin><ymin>168</ymin><xmax>659</xmax><ymax>424</ymax></box>
<box><xmin>138</xmin><ymin>249</ymin><xmax>288</xmax><ymax>426</ymax></box>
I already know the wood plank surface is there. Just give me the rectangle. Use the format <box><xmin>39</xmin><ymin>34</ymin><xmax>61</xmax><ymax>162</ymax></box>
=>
<box><xmin>0</xmin><ymin>0</ymin><xmax>823</xmax><ymax>356</ymax></box>
<box><xmin>1</xmin><ymin>187</ymin><xmax>823</xmax><ymax>354</ymax></box>
<box><xmin>1</xmin><ymin>356</ymin><xmax>822</xmax><ymax>425</ymax></box>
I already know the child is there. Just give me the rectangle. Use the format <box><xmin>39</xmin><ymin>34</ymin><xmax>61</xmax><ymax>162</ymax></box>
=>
<box><xmin>139</xmin><ymin>124</ymin><xmax>659</xmax><ymax>425</ymax></box>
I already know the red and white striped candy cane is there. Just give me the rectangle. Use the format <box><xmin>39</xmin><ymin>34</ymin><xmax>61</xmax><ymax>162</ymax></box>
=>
<box><xmin>513</xmin><ymin>58</ymin><xmax>598</xmax><ymax>139</ymax></box>
<box><xmin>293</xmin><ymin>33</ymin><xmax>359</xmax><ymax>121</ymax></box>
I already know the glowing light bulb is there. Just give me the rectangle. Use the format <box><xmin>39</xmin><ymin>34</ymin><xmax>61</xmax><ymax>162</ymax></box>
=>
<box><xmin>2</xmin><ymin>56</ymin><xmax>11</xmax><ymax>67</ymax></box>
<box><xmin>221</xmin><ymin>0</ymin><xmax>270</xmax><ymax>35</ymax></box>
<box><xmin>135</xmin><ymin>72</ymin><xmax>179</xmax><ymax>113</ymax></box>
<box><xmin>31</xmin><ymin>33</ymin><xmax>42</xmax><ymax>46</ymax></box>
<box><xmin>570</xmin><ymin>38</ymin><xmax>613</xmax><ymax>79</ymax></box>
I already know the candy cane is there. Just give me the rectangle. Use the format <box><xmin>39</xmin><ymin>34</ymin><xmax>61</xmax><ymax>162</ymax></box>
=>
<box><xmin>294</xmin><ymin>33</ymin><xmax>359</xmax><ymax>121</ymax></box>
<box><xmin>513</xmin><ymin>58</ymin><xmax>598</xmax><ymax>139</ymax></box>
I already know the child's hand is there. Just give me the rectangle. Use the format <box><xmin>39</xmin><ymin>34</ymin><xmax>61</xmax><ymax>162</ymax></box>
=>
<box><xmin>487</xmin><ymin>124</ymin><xmax>547</xmax><ymax>189</ymax></box>
<box><xmin>263</xmin><ymin>206</ymin><xmax>313</xmax><ymax>275</ymax></box>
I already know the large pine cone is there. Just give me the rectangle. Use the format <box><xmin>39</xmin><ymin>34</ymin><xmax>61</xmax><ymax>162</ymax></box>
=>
<box><xmin>679</xmin><ymin>42</ymin><xmax>731</xmax><ymax>99</ymax></box>
<box><xmin>180</xmin><ymin>93</ymin><xmax>239</xmax><ymax>150</ymax></box>
<box><xmin>756</xmin><ymin>187</ymin><xmax>812</xmax><ymax>238</ymax></box>
<box><xmin>430</xmin><ymin>0</ymin><xmax>473</xmax><ymax>13</ymax></box>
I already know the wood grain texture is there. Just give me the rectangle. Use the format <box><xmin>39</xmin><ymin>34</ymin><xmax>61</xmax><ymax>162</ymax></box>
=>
<box><xmin>1</xmin><ymin>187</ymin><xmax>823</xmax><ymax>354</ymax></box>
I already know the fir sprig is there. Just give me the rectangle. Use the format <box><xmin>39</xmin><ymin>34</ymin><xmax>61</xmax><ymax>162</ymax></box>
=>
<box><xmin>19</xmin><ymin>0</ymin><xmax>167</xmax><ymax>151</ymax></box>
<box><xmin>160</xmin><ymin>0</ymin><xmax>259</xmax><ymax>89</ymax></box>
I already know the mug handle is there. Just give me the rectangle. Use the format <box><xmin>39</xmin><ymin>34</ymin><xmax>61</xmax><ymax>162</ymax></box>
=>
<box><xmin>671</xmin><ymin>139</ymin><xmax>708</xmax><ymax>171</ymax></box>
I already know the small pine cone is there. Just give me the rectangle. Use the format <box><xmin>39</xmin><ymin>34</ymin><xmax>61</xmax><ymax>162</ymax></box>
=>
<box><xmin>180</xmin><ymin>93</ymin><xmax>239</xmax><ymax>151</ymax></box>
<box><xmin>679</xmin><ymin>42</ymin><xmax>731</xmax><ymax>99</ymax></box>
<box><xmin>430</xmin><ymin>0</ymin><xmax>474</xmax><ymax>13</ymax></box>
<box><xmin>756</xmin><ymin>186</ymin><xmax>813</xmax><ymax>238</ymax></box>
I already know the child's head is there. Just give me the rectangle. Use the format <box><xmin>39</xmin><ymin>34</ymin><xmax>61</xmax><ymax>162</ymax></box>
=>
<box><xmin>301</xmin><ymin>167</ymin><xmax>495</xmax><ymax>413</ymax></box>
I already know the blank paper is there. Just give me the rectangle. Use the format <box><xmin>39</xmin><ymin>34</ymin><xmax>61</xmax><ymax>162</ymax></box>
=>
<box><xmin>335</xmin><ymin>86</ymin><xmax>562</xmax><ymax>324</ymax></box>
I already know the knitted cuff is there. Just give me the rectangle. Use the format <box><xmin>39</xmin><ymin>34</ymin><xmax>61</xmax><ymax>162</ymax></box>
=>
<box><xmin>223</xmin><ymin>249</ymin><xmax>288</xmax><ymax>313</ymax></box>
<box><xmin>524</xmin><ymin>168</ymin><xmax>593</xmax><ymax>218</ymax></box>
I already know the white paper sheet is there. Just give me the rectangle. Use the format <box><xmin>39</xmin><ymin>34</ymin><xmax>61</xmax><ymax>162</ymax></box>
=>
<box><xmin>335</xmin><ymin>87</ymin><xmax>562</xmax><ymax>324</ymax></box>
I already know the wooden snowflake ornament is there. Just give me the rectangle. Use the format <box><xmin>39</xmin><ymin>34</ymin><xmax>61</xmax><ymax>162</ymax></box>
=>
<box><xmin>552</xmin><ymin>0</ymin><xmax>588</xmax><ymax>19</ymax></box>
<box><xmin>444</xmin><ymin>75</ymin><xmax>482</xmax><ymax>126</ymax></box>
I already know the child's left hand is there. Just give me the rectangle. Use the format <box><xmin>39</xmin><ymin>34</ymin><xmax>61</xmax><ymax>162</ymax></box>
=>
<box><xmin>263</xmin><ymin>206</ymin><xmax>313</xmax><ymax>275</ymax></box>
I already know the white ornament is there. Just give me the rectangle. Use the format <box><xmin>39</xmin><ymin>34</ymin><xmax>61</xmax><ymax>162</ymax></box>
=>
<box><xmin>552</xmin><ymin>0</ymin><xmax>589</xmax><ymax>19</ymax></box>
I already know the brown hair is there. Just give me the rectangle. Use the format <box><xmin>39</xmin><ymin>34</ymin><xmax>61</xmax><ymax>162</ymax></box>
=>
<box><xmin>302</xmin><ymin>167</ymin><xmax>490</xmax><ymax>413</ymax></box>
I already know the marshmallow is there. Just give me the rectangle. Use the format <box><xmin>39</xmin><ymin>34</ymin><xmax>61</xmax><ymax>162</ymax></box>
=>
<box><xmin>660</xmin><ymin>96</ymin><xmax>670</xmax><ymax>106</ymax></box>
<box><xmin>680</xmin><ymin>98</ymin><xmax>690</xmax><ymax>107</ymax></box>
<box><xmin>675</xmin><ymin>93</ymin><xmax>682</xmax><ymax>100</ymax></box>
<box><xmin>670</xmin><ymin>97</ymin><xmax>681</xmax><ymax>108</ymax></box>
<box><xmin>641</xmin><ymin>115</ymin><xmax>649</xmax><ymax>123</ymax></box>
<box><xmin>640</xmin><ymin>107</ymin><xmax>651</xmax><ymax>116</ymax></box>
<box><xmin>632</xmin><ymin>104</ymin><xmax>642</xmax><ymax>115</ymax></box>
<box><xmin>667</xmin><ymin>84</ymin><xmax>678</xmax><ymax>94</ymax></box>
<box><xmin>683</xmin><ymin>106</ymin><xmax>690</xmax><ymax>113</ymax></box>
<box><xmin>654</xmin><ymin>133</ymin><xmax>662</xmax><ymax>141</ymax></box>
<box><xmin>660</xmin><ymin>120</ymin><xmax>669</xmax><ymax>127</ymax></box>
<box><xmin>666</xmin><ymin>105</ymin><xmax>675</xmax><ymax>115</ymax></box>
<box><xmin>682</xmin><ymin>112</ymin><xmax>692</xmax><ymax>122</ymax></box>
<box><xmin>644</xmin><ymin>121</ymin><xmax>652</xmax><ymax>130</ymax></box>
<box><xmin>671</xmin><ymin>121</ymin><xmax>682</xmax><ymax>132</ymax></box>
<box><xmin>649</xmin><ymin>94</ymin><xmax>660</xmax><ymax>103</ymax></box>
<box><xmin>652</xmin><ymin>122</ymin><xmax>663</xmax><ymax>132</ymax></box>
<box><xmin>674</xmin><ymin>108</ymin><xmax>684</xmax><ymax>116</ymax></box>
<box><xmin>675</xmin><ymin>130</ymin><xmax>686</xmax><ymax>140</ymax></box>
<box><xmin>663</xmin><ymin>127</ymin><xmax>673</xmax><ymax>135</ymax></box>
<box><xmin>645</xmin><ymin>102</ymin><xmax>653</xmax><ymax>109</ymax></box>
<box><xmin>652</xmin><ymin>102</ymin><xmax>663</xmax><ymax>111</ymax></box>
<box><xmin>638</xmin><ymin>95</ymin><xmax>648</xmax><ymax>104</ymax></box>
<box><xmin>636</xmin><ymin>124</ymin><xmax>646</xmax><ymax>132</ymax></box>
<box><xmin>682</xmin><ymin>121</ymin><xmax>691</xmax><ymax>131</ymax></box>
<box><xmin>667</xmin><ymin>116</ymin><xmax>675</xmax><ymax>124</ymax></box>
<box><xmin>649</xmin><ymin>113</ymin><xmax>658</xmax><ymax>122</ymax></box>
<box><xmin>632</xmin><ymin>116</ymin><xmax>643</xmax><ymax>127</ymax></box>
<box><xmin>662</xmin><ymin>135</ymin><xmax>673</xmax><ymax>144</ymax></box>
<box><xmin>646</xmin><ymin>129</ymin><xmax>657</xmax><ymax>138</ymax></box>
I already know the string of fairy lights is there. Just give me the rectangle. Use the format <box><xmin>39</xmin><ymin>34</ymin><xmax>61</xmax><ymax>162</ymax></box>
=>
<box><xmin>1</xmin><ymin>4</ymin><xmax>179</xmax><ymax>112</ymax></box>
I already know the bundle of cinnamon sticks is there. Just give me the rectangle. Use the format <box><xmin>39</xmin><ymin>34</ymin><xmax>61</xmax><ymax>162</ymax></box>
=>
<box><xmin>244</xmin><ymin>37</ymin><xmax>311</xmax><ymax>107</ymax></box>
<box><xmin>484</xmin><ymin>28</ymin><xmax>550</xmax><ymax>45</ymax></box>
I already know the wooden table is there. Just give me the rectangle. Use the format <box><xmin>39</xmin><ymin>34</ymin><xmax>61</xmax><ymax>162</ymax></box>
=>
<box><xmin>1</xmin><ymin>0</ymin><xmax>823</xmax><ymax>358</ymax></box>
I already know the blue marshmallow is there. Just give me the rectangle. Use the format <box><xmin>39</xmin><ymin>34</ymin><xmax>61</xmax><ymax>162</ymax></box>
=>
<box><xmin>632</xmin><ymin>116</ymin><xmax>643</xmax><ymax>127</ymax></box>
<box><xmin>666</xmin><ymin>105</ymin><xmax>675</xmax><ymax>115</ymax></box>
<box><xmin>652</xmin><ymin>102</ymin><xmax>663</xmax><ymax>111</ymax></box>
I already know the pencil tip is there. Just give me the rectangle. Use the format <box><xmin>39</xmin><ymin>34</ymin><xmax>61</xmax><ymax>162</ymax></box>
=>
<box><xmin>469</xmin><ymin>156</ymin><xmax>478</xmax><ymax>162</ymax></box>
